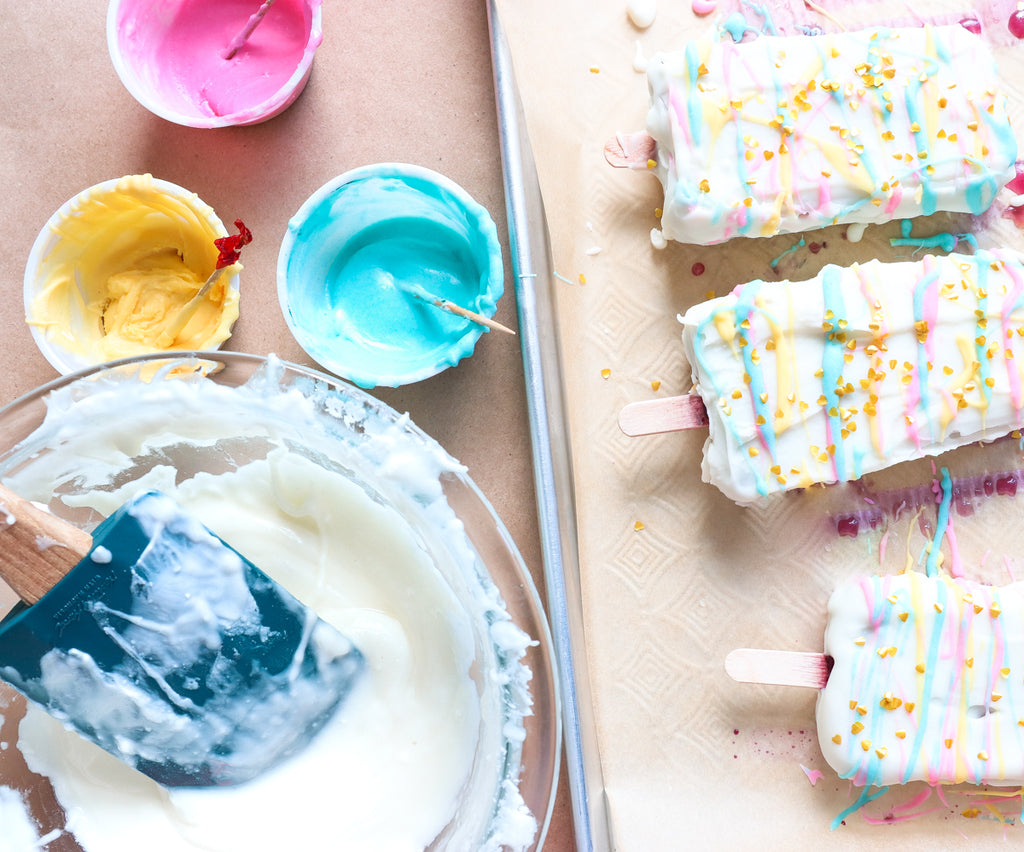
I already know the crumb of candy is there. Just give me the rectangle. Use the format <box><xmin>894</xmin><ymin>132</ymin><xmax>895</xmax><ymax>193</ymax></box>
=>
<box><xmin>633</xmin><ymin>520</ymin><xmax>645</xmax><ymax>531</ymax></box>
<box><xmin>691</xmin><ymin>261</ymin><xmax>706</xmax><ymax>276</ymax></box>
<box><xmin>651</xmin><ymin>380</ymin><xmax>661</xmax><ymax>391</ymax></box>
<box><xmin>1009</xmin><ymin>9</ymin><xmax>1024</xmax><ymax>38</ymax></box>
<box><xmin>601</xmin><ymin>368</ymin><xmax>611</xmax><ymax>379</ymax></box>
<box><xmin>959</xmin><ymin>16</ymin><xmax>982</xmax><ymax>33</ymax></box>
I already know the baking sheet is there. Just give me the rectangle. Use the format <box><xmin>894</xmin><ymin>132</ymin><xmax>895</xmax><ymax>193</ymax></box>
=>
<box><xmin>494</xmin><ymin>0</ymin><xmax>1024</xmax><ymax>847</ymax></box>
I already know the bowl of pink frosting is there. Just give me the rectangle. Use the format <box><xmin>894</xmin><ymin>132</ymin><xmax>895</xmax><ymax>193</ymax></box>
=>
<box><xmin>107</xmin><ymin>0</ymin><xmax>323</xmax><ymax>128</ymax></box>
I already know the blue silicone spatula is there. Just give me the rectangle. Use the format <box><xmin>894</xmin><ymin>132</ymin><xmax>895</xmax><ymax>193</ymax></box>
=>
<box><xmin>0</xmin><ymin>483</ymin><xmax>363</xmax><ymax>787</ymax></box>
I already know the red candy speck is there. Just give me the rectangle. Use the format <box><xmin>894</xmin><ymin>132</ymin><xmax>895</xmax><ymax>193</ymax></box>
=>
<box><xmin>836</xmin><ymin>516</ymin><xmax>859</xmax><ymax>538</ymax></box>
<box><xmin>1010</xmin><ymin>9</ymin><xmax>1024</xmax><ymax>39</ymax></box>
<box><xmin>959</xmin><ymin>16</ymin><xmax>982</xmax><ymax>34</ymax></box>
<box><xmin>691</xmin><ymin>262</ymin><xmax>706</xmax><ymax>276</ymax></box>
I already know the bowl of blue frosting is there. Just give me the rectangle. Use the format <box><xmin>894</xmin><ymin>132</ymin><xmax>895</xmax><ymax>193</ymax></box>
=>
<box><xmin>278</xmin><ymin>164</ymin><xmax>505</xmax><ymax>388</ymax></box>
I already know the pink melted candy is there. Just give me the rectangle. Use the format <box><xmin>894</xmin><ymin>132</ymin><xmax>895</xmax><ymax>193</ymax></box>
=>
<box><xmin>113</xmin><ymin>0</ymin><xmax>322</xmax><ymax>125</ymax></box>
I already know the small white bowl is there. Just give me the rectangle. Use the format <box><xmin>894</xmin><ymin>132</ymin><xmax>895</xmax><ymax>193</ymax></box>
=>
<box><xmin>107</xmin><ymin>0</ymin><xmax>323</xmax><ymax>128</ymax></box>
<box><xmin>24</xmin><ymin>175</ymin><xmax>240</xmax><ymax>375</ymax></box>
<box><xmin>277</xmin><ymin>163</ymin><xmax>505</xmax><ymax>389</ymax></box>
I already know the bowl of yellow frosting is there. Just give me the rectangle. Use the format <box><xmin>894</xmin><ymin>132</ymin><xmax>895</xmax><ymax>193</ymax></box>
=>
<box><xmin>23</xmin><ymin>174</ymin><xmax>241</xmax><ymax>375</ymax></box>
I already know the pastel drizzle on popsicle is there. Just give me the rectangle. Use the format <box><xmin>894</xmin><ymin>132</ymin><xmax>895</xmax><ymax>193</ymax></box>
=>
<box><xmin>683</xmin><ymin>250</ymin><xmax>1024</xmax><ymax>503</ymax></box>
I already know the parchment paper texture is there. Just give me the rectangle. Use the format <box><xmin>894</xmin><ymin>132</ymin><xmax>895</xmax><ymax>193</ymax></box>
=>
<box><xmin>495</xmin><ymin>0</ymin><xmax>1024</xmax><ymax>846</ymax></box>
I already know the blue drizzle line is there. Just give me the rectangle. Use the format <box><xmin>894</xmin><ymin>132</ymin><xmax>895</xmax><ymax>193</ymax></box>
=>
<box><xmin>889</xmin><ymin>219</ymin><xmax>978</xmax><ymax>253</ymax></box>
<box><xmin>829</xmin><ymin>785</ymin><xmax>890</xmax><ymax>830</ymax></box>
<box><xmin>925</xmin><ymin>468</ymin><xmax>953</xmax><ymax>578</ymax></box>
<box><xmin>769</xmin><ymin>236</ymin><xmax>805</xmax><ymax>270</ymax></box>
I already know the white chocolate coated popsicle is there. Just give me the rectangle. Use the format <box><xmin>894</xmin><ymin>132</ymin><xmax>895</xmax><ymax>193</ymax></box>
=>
<box><xmin>818</xmin><ymin>571</ymin><xmax>1024</xmax><ymax>793</ymax></box>
<box><xmin>680</xmin><ymin>250</ymin><xmax>1024</xmax><ymax>504</ymax></box>
<box><xmin>646</xmin><ymin>25</ymin><xmax>1017</xmax><ymax>246</ymax></box>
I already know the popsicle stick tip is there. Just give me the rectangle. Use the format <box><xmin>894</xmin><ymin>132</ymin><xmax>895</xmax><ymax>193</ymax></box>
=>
<box><xmin>618</xmin><ymin>394</ymin><xmax>708</xmax><ymax>436</ymax></box>
<box><xmin>725</xmin><ymin>648</ymin><xmax>831</xmax><ymax>689</ymax></box>
<box><xmin>604</xmin><ymin>132</ymin><xmax>657</xmax><ymax>169</ymax></box>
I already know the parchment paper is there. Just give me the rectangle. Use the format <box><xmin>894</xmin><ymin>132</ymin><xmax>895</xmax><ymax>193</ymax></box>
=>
<box><xmin>495</xmin><ymin>0</ymin><xmax>1024</xmax><ymax>847</ymax></box>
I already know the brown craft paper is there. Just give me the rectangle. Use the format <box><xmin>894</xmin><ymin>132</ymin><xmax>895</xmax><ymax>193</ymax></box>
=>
<box><xmin>496</xmin><ymin>0</ymin><xmax>1024</xmax><ymax>847</ymax></box>
<box><xmin>0</xmin><ymin>1</ymin><xmax>574</xmax><ymax>848</ymax></box>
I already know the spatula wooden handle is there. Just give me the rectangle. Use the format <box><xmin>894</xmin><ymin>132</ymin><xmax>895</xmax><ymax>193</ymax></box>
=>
<box><xmin>0</xmin><ymin>483</ymin><xmax>93</xmax><ymax>606</ymax></box>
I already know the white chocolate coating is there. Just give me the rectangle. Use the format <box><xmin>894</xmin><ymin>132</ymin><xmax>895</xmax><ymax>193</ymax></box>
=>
<box><xmin>818</xmin><ymin>571</ymin><xmax>1024</xmax><ymax>789</ymax></box>
<box><xmin>646</xmin><ymin>25</ymin><xmax>1017</xmax><ymax>246</ymax></box>
<box><xmin>680</xmin><ymin>250</ymin><xmax>1024</xmax><ymax>504</ymax></box>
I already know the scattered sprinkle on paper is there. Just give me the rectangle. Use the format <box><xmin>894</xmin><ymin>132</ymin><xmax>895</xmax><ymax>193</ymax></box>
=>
<box><xmin>601</xmin><ymin>368</ymin><xmax>612</xmax><ymax>379</ymax></box>
<box><xmin>634</xmin><ymin>521</ymin><xmax>645</xmax><ymax>531</ymax></box>
<box><xmin>800</xmin><ymin>764</ymin><xmax>824</xmax><ymax>786</ymax></box>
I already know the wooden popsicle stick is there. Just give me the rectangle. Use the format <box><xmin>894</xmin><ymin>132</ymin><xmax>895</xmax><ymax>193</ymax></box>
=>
<box><xmin>618</xmin><ymin>394</ymin><xmax>708</xmax><ymax>436</ymax></box>
<box><xmin>0</xmin><ymin>483</ymin><xmax>93</xmax><ymax>606</ymax></box>
<box><xmin>725</xmin><ymin>648</ymin><xmax>831</xmax><ymax>689</ymax></box>
<box><xmin>604</xmin><ymin>132</ymin><xmax>657</xmax><ymax>169</ymax></box>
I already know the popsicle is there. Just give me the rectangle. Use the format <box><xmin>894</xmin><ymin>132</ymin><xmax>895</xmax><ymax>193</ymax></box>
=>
<box><xmin>672</xmin><ymin>249</ymin><xmax>1024</xmax><ymax>504</ymax></box>
<box><xmin>0</xmin><ymin>485</ymin><xmax>363</xmax><ymax>787</ymax></box>
<box><xmin>818</xmin><ymin>570</ymin><xmax>1024</xmax><ymax>790</ymax></box>
<box><xmin>727</xmin><ymin>570</ymin><xmax>1024</xmax><ymax>824</ymax></box>
<box><xmin>607</xmin><ymin>24</ymin><xmax>1017</xmax><ymax>246</ymax></box>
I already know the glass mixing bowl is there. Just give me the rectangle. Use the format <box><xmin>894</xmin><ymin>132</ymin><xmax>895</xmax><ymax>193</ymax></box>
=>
<box><xmin>0</xmin><ymin>352</ymin><xmax>559</xmax><ymax>851</ymax></box>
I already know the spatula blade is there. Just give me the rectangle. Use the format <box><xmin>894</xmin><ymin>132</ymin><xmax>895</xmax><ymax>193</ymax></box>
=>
<box><xmin>0</xmin><ymin>491</ymin><xmax>363</xmax><ymax>787</ymax></box>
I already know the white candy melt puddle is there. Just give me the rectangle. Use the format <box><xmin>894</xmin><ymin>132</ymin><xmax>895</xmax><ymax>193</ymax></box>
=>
<box><xmin>2</xmin><ymin>357</ymin><xmax>536</xmax><ymax>852</ymax></box>
<box><xmin>0</xmin><ymin>785</ymin><xmax>51</xmax><ymax>851</ymax></box>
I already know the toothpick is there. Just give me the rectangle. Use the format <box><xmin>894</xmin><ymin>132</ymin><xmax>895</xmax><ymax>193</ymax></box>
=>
<box><xmin>419</xmin><ymin>294</ymin><xmax>516</xmax><ymax>335</ymax></box>
<box><xmin>223</xmin><ymin>0</ymin><xmax>278</xmax><ymax>60</ymax></box>
<box><xmin>155</xmin><ymin>267</ymin><xmax>227</xmax><ymax>348</ymax></box>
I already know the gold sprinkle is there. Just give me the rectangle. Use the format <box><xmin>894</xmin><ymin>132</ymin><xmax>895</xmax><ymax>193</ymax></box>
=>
<box><xmin>895</xmin><ymin>730</ymin><xmax>906</xmax><ymax>739</ymax></box>
<box><xmin>965</xmin><ymin>657</ymin><xmax>974</xmax><ymax>668</ymax></box>
<box><xmin>968</xmin><ymin>120</ymin><xmax>979</xmax><ymax>131</ymax></box>
<box><xmin>699</xmin><ymin>179</ymin><xmax>711</xmax><ymax>193</ymax></box>
<box><xmin>1001</xmin><ymin>667</ymin><xmax>1011</xmax><ymax>678</ymax></box>
<box><xmin>992</xmin><ymin>692</ymin><xmax>1003</xmax><ymax>702</ymax></box>
<box><xmin>963</xmin><ymin>808</ymin><xmax>981</xmax><ymax>819</ymax></box>
<box><xmin>876</xmin><ymin>747</ymin><xmax>888</xmax><ymax>759</ymax></box>
<box><xmin>916</xmin><ymin>663</ymin><xmax>926</xmax><ymax>674</ymax></box>
<box><xmin>905</xmin><ymin>702</ymin><xmax>915</xmax><ymax>713</ymax></box>
<box><xmin>854</xmin><ymin>637</ymin><xmax>866</xmax><ymax>646</ymax></box>
<box><xmin>601</xmin><ymin>368</ymin><xmax>611</xmax><ymax>380</ymax></box>
<box><xmin>934</xmin><ymin>602</ymin><xmax>943</xmax><ymax>613</ymax></box>
<box><xmin>748</xmin><ymin>447</ymin><xmax>759</xmax><ymax>457</ymax></box>
<box><xmin>880</xmin><ymin>693</ymin><xmax>902</xmax><ymax>711</ymax></box>
<box><xmin>849</xmin><ymin>700</ymin><xmax>858</xmax><ymax>710</ymax></box>
<box><xmin>978</xmin><ymin>750</ymin><xmax>989</xmax><ymax>761</ymax></box>
<box><xmin>633</xmin><ymin>521</ymin><xmax>645</xmax><ymax>532</ymax></box>
<box><xmin>832</xmin><ymin>734</ymin><xmax>842</xmax><ymax>744</ymax></box>
<box><xmin>651</xmin><ymin>380</ymin><xmax>661</xmax><ymax>391</ymax></box>
<box><xmin>898</xmin><ymin>612</ymin><xmax>909</xmax><ymax>622</ymax></box>
<box><xmin>851</xmin><ymin>721</ymin><xmax>865</xmax><ymax>735</ymax></box>
<box><xmin>861</xmin><ymin>740</ymin><xmax>872</xmax><ymax>752</ymax></box>
<box><xmin>589</xmin><ymin>66</ymin><xmax>600</xmax><ymax>74</ymax></box>
<box><xmin>945</xmin><ymin>738</ymin><xmax>953</xmax><ymax>749</ymax></box>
